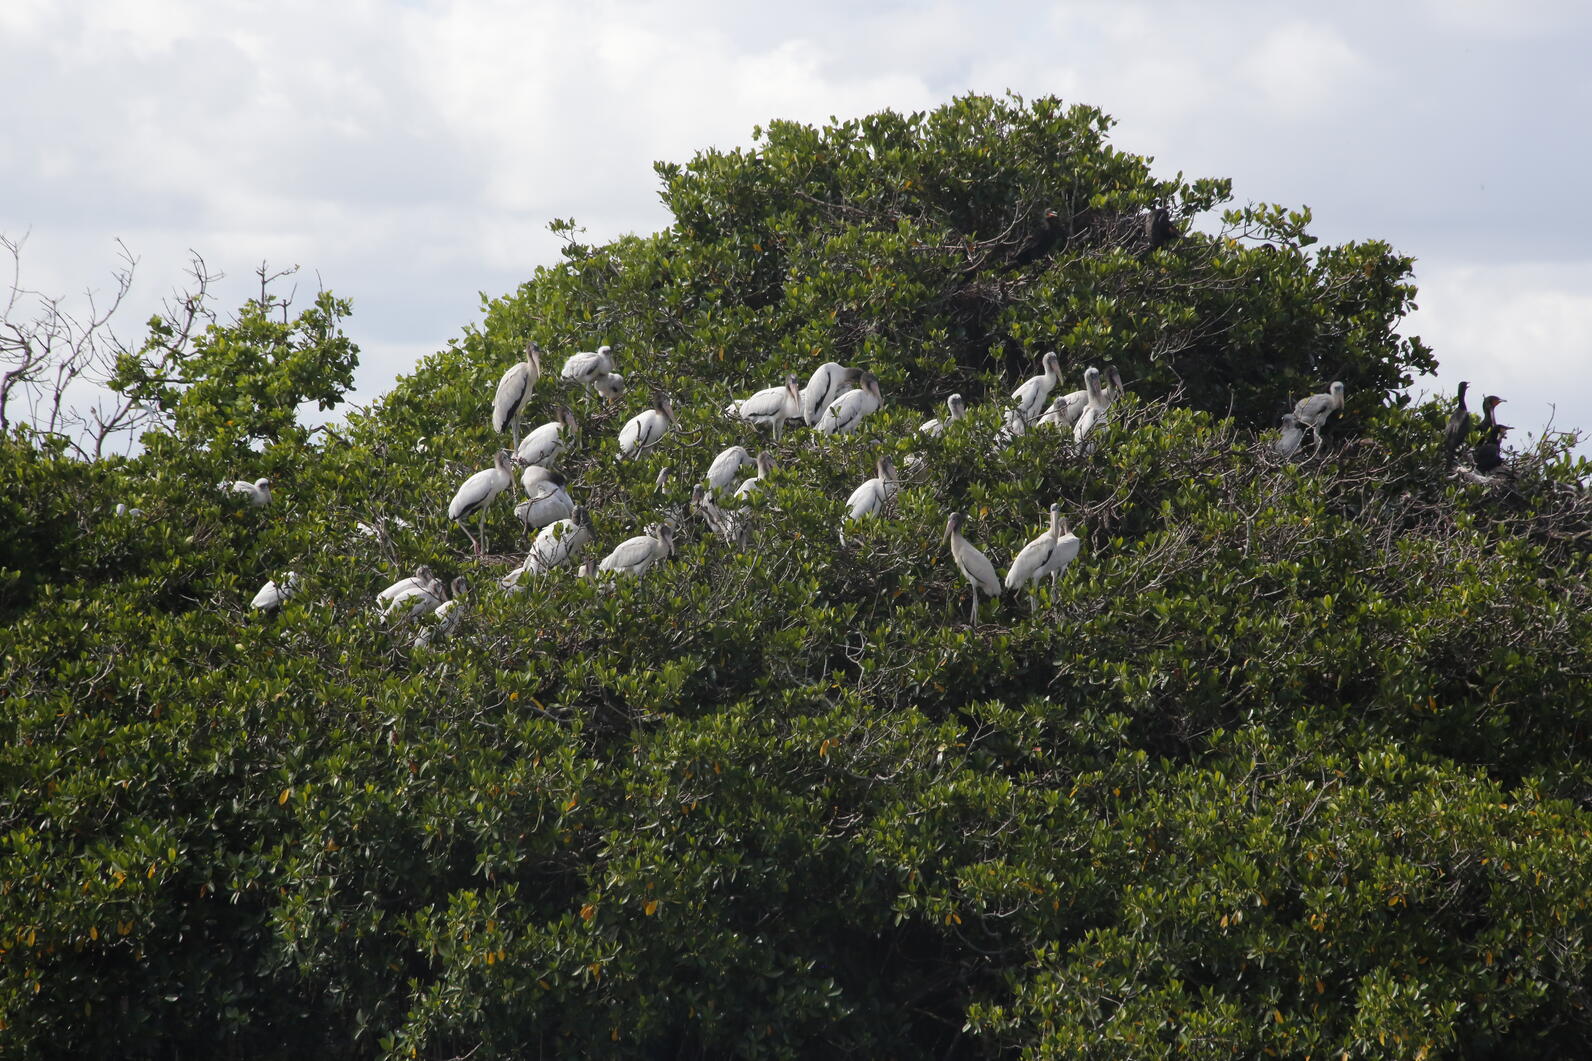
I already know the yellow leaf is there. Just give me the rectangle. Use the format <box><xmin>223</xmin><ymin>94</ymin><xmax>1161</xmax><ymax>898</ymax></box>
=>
<box><xmin>509</xmin><ymin>691</ymin><xmax>519</xmax><ymax>701</ymax></box>
<box><xmin>644</xmin><ymin>899</ymin><xmax>659</xmax><ymax>916</ymax></box>
<box><xmin>1316</xmin><ymin>979</ymin><xmax>1325</xmax><ymax>994</ymax></box>
<box><xmin>89</xmin><ymin>926</ymin><xmax>98</xmax><ymax>941</ymax></box>
<box><xmin>279</xmin><ymin>787</ymin><xmax>292</xmax><ymax>805</ymax></box>
<box><xmin>580</xmin><ymin>904</ymin><xmax>596</xmax><ymax>922</ymax></box>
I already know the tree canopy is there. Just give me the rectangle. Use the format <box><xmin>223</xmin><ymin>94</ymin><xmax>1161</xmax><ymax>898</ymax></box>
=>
<box><xmin>3</xmin><ymin>92</ymin><xmax>1590</xmax><ymax>1059</ymax></box>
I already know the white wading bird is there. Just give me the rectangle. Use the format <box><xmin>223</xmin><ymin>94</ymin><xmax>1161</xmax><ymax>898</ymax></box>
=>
<box><xmin>800</xmin><ymin>362</ymin><xmax>862</xmax><ymax>427</ymax></box>
<box><xmin>592</xmin><ymin>371</ymin><xmax>626</xmax><ymax>402</ymax></box>
<box><xmin>816</xmin><ymin>371</ymin><xmax>883</xmax><ymax>436</ymax></box>
<box><xmin>414</xmin><ymin>577</ymin><xmax>468</xmax><ymax>646</ymax></box>
<box><xmin>1072</xmin><ymin>366</ymin><xmax>1108</xmax><ymax>445</ymax></box>
<box><xmin>919</xmin><ymin>394</ymin><xmax>966</xmax><ymax>437</ymax></box>
<box><xmin>1102</xmin><ymin>364</ymin><xmax>1127</xmax><ymax>409</ymax></box>
<box><xmin>561</xmin><ymin>345</ymin><xmax>615</xmax><ymax>389</ymax></box>
<box><xmin>845</xmin><ymin>456</ymin><xmax>898</xmax><ymax>520</ymax></box>
<box><xmin>727</xmin><ymin>374</ymin><xmax>802</xmax><ymax>440</ymax></box>
<box><xmin>704</xmin><ymin>445</ymin><xmax>755</xmax><ymax>495</ymax></box>
<box><xmin>377</xmin><ymin>565</ymin><xmax>439</xmax><ymax>611</ymax></box>
<box><xmin>1011</xmin><ymin>350</ymin><xmax>1063</xmax><ymax>424</ymax></box>
<box><xmin>618</xmin><ymin>393</ymin><xmax>675</xmax><ymax>460</ymax></box>
<box><xmin>516</xmin><ymin>406</ymin><xmax>578</xmax><ymax>467</ymax></box>
<box><xmin>734</xmin><ymin>451</ymin><xmax>776</xmax><ymax>499</ymax></box>
<box><xmin>945</xmin><ymin>512</ymin><xmax>1001</xmax><ymax>626</ymax></box>
<box><xmin>1292</xmin><ymin>381</ymin><xmax>1346</xmax><ymax>452</ymax></box>
<box><xmin>598</xmin><ymin>523</ymin><xmax>675</xmax><ymax>577</ymax></box>
<box><xmin>1273</xmin><ymin>413</ymin><xmax>1305</xmax><ymax>460</ymax></box>
<box><xmin>502</xmin><ymin>507</ymin><xmax>594</xmax><ymax>590</ymax></box>
<box><xmin>692</xmin><ymin>484</ymin><xmax>747</xmax><ymax>547</ymax></box>
<box><xmin>1003</xmin><ymin>504</ymin><xmax>1081</xmax><ymax>610</ymax></box>
<box><xmin>250</xmin><ymin>571</ymin><xmax>299</xmax><ymax>612</ymax></box>
<box><xmin>514</xmin><ymin>470</ymin><xmax>575</xmax><ymax>531</ymax></box>
<box><xmin>492</xmin><ymin>340</ymin><xmax>542</xmax><ymax>450</ymax></box>
<box><xmin>448</xmin><ymin>450</ymin><xmax>514</xmax><ymax>557</ymax></box>
<box><xmin>220</xmin><ymin>477</ymin><xmax>272</xmax><ymax>506</ymax></box>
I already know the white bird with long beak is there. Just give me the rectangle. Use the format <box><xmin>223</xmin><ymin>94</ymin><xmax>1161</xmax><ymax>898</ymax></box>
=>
<box><xmin>728</xmin><ymin>374</ymin><xmax>802</xmax><ymax>440</ymax></box>
<box><xmin>1004</xmin><ymin>504</ymin><xmax>1081</xmax><ymax>609</ymax></box>
<box><xmin>448</xmin><ymin>450</ymin><xmax>514</xmax><ymax>557</ymax></box>
<box><xmin>800</xmin><ymin>362</ymin><xmax>863</xmax><ymax>427</ymax></box>
<box><xmin>704</xmin><ymin>445</ymin><xmax>756</xmax><ymax>495</ymax></box>
<box><xmin>561</xmin><ymin>345</ymin><xmax>615</xmax><ymax>389</ymax></box>
<box><xmin>492</xmin><ymin>340</ymin><xmax>542</xmax><ymax>450</ymax></box>
<box><xmin>618</xmin><ymin>393</ymin><xmax>675</xmax><ymax>459</ymax></box>
<box><xmin>1292</xmin><ymin>381</ymin><xmax>1346</xmax><ymax>452</ymax></box>
<box><xmin>817</xmin><ymin>371</ymin><xmax>883</xmax><ymax>435</ymax></box>
<box><xmin>919</xmin><ymin>394</ymin><xmax>966</xmax><ymax>437</ymax></box>
<box><xmin>503</xmin><ymin>506</ymin><xmax>594</xmax><ymax>590</ymax></box>
<box><xmin>734</xmin><ymin>451</ymin><xmax>776</xmax><ymax>499</ymax></box>
<box><xmin>845</xmin><ymin>456</ymin><xmax>898</xmax><ymax>520</ymax></box>
<box><xmin>1273</xmin><ymin>413</ymin><xmax>1305</xmax><ymax>459</ymax></box>
<box><xmin>598</xmin><ymin>523</ymin><xmax>675</xmax><ymax>577</ymax></box>
<box><xmin>1072</xmin><ymin>367</ymin><xmax>1108</xmax><ymax>444</ymax></box>
<box><xmin>377</xmin><ymin>565</ymin><xmax>438</xmax><ymax>609</ymax></box>
<box><xmin>1102</xmin><ymin>364</ymin><xmax>1127</xmax><ymax>409</ymax></box>
<box><xmin>692</xmin><ymin>484</ymin><xmax>747</xmax><ymax>547</ymax></box>
<box><xmin>516</xmin><ymin>406</ymin><xmax>578</xmax><ymax>467</ymax></box>
<box><xmin>250</xmin><ymin>571</ymin><xmax>299</xmax><ymax>612</ymax></box>
<box><xmin>220</xmin><ymin>477</ymin><xmax>272</xmax><ymax>507</ymax></box>
<box><xmin>514</xmin><ymin>470</ymin><xmax>575</xmax><ymax>531</ymax></box>
<box><xmin>1011</xmin><ymin>350</ymin><xmax>1063</xmax><ymax>424</ymax></box>
<box><xmin>592</xmin><ymin>372</ymin><xmax>626</xmax><ymax>402</ymax></box>
<box><xmin>414</xmin><ymin>577</ymin><xmax>468</xmax><ymax>646</ymax></box>
<box><xmin>945</xmin><ymin>512</ymin><xmax>1001</xmax><ymax>625</ymax></box>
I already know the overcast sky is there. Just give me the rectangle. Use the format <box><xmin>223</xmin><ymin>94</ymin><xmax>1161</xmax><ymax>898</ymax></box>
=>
<box><xmin>4</xmin><ymin>0</ymin><xmax>1588</xmax><ymax>453</ymax></box>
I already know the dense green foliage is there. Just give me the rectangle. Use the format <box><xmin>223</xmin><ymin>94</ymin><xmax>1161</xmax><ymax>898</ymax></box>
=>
<box><xmin>3</xmin><ymin>93</ymin><xmax>1591</xmax><ymax>1059</ymax></box>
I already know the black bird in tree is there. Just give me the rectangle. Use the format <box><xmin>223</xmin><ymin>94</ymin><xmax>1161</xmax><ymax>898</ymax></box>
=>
<box><xmin>1442</xmin><ymin>380</ymin><xmax>1471</xmax><ymax>467</ymax></box>
<box><xmin>1143</xmin><ymin>205</ymin><xmax>1180</xmax><ymax>252</ymax></box>
<box><xmin>1473</xmin><ymin>394</ymin><xmax>1508</xmax><ymax>473</ymax></box>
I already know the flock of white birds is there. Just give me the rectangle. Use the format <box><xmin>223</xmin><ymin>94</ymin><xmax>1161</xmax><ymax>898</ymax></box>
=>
<box><xmin>235</xmin><ymin>339</ymin><xmax>1349</xmax><ymax>640</ymax></box>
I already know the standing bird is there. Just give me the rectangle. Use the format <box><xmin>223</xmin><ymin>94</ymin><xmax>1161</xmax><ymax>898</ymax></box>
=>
<box><xmin>1442</xmin><ymin>380</ymin><xmax>1471</xmax><ymax>467</ymax></box>
<box><xmin>817</xmin><ymin>371</ymin><xmax>884</xmax><ymax>436</ymax></box>
<box><xmin>919</xmin><ymin>393</ymin><xmax>967</xmax><ymax>437</ymax></box>
<box><xmin>1273</xmin><ymin>413</ymin><xmax>1306</xmax><ymax>460</ymax></box>
<box><xmin>598</xmin><ymin>523</ymin><xmax>675</xmax><ymax>577</ymax></box>
<box><xmin>705</xmin><ymin>445</ymin><xmax>755</xmax><ymax>495</ymax></box>
<box><xmin>516</xmin><ymin>505</ymin><xmax>594</xmax><ymax>580</ymax></box>
<box><xmin>1072</xmin><ymin>367</ymin><xmax>1108</xmax><ymax>444</ymax></box>
<box><xmin>1011</xmin><ymin>350</ymin><xmax>1064</xmax><ymax>424</ymax></box>
<box><xmin>514</xmin><ymin>470</ymin><xmax>575</xmax><ymax>531</ymax></box>
<box><xmin>516</xmin><ymin>406</ymin><xmax>578</xmax><ymax>467</ymax></box>
<box><xmin>1102</xmin><ymin>365</ymin><xmax>1127</xmax><ymax>409</ymax></box>
<box><xmin>561</xmin><ymin>345</ymin><xmax>616</xmax><ymax>390</ymax></box>
<box><xmin>692</xmin><ymin>484</ymin><xmax>747</xmax><ymax>547</ymax></box>
<box><xmin>734</xmin><ymin>451</ymin><xmax>776</xmax><ymax>499</ymax></box>
<box><xmin>448</xmin><ymin>450</ymin><xmax>514</xmax><ymax>557</ymax></box>
<box><xmin>1004</xmin><ymin>505</ymin><xmax>1081</xmax><ymax>610</ymax></box>
<box><xmin>618</xmin><ymin>392</ymin><xmax>676</xmax><ymax>459</ymax></box>
<box><xmin>592</xmin><ymin>372</ymin><xmax>626</xmax><ymax>402</ymax></box>
<box><xmin>220</xmin><ymin>477</ymin><xmax>272</xmax><ymax>507</ymax></box>
<box><xmin>845</xmin><ymin>456</ymin><xmax>898</xmax><ymax>520</ymax></box>
<box><xmin>727</xmin><ymin>374</ymin><xmax>802</xmax><ymax>441</ymax></box>
<box><xmin>492</xmin><ymin>340</ymin><xmax>543</xmax><ymax>450</ymax></box>
<box><xmin>1473</xmin><ymin>395</ymin><xmax>1508</xmax><ymax>473</ymax></box>
<box><xmin>1292</xmin><ymin>381</ymin><xmax>1347</xmax><ymax>453</ymax></box>
<box><xmin>945</xmin><ymin>512</ymin><xmax>1001</xmax><ymax>626</ymax></box>
<box><xmin>800</xmin><ymin>362</ymin><xmax>863</xmax><ymax>427</ymax></box>
<box><xmin>250</xmin><ymin>571</ymin><xmax>299</xmax><ymax>612</ymax></box>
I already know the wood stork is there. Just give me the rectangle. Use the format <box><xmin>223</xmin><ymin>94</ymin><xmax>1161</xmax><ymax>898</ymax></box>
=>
<box><xmin>1046</xmin><ymin>378</ymin><xmax>1091</xmax><ymax>429</ymax></box>
<box><xmin>945</xmin><ymin>512</ymin><xmax>1001</xmax><ymax>625</ymax></box>
<box><xmin>919</xmin><ymin>394</ymin><xmax>966</xmax><ymax>437</ymax></box>
<box><xmin>705</xmin><ymin>445</ymin><xmax>755</xmax><ymax>495</ymax></box>
<box><xmin>801</xmin><ymin>362</ymin><xmax>863</xmax><ymax>427</ymax></box>
<box><xmin>1292</xmin><ymin>381</ymin><xmax>1346</xmax><ymax>452</ymax></box>
<box><xmin>377</xmin><ymin>565</ymin><xmax>438</xmax><ymax>608</ymax></box>
<box><xmin>845</xmin><ymin>456</ymin><xmax>898</xmax><ymax>520</ymax></box>
<box><xmin>1474</xmin><ymin>395</ymin><xmax>1507</xmax><ymax>472</ymax></box>
<box><xmin>816</xmin><ymin>371</ymin><xmax>883</xmax><ymax>435</ymax></box>
<box><xmin>514</xmin><ymin>471</ymin><xmax>575</xmax><ymax>531</ymax></box>
<box><xmin>1273</xmin><ymin>413</ymin><xmax>1305</xmax><ymax>460</ymax></box>
<box><xmin>618</xmin><ymin>392</ymin><xmax>675</xmax><ymax>459</ymax></box>
<box><xmin>250</xmin><ymin>571</ymin><xmax>299</xmax><ymax>611</ymax></box>
<box><xmin>516</xmin><ymin>406</ymin><xmax>578</xmax><ymax>466</ymax></box>
<box><xmin>728</xmin><ymin>374</ymin><xmax>802</xmax><ymax>440</ymax></box>
<box><xmin>414</xmin><ymin>577</ymin><xmax>468</xmax><ymax>647</ymax></box>
<box><xmin>734</xmin><ymin>451</ymin><xmax>775</xmax><ymax>499</ymax></box>
<box><xmin>1011</xmin><ymin>350</ymin><xmax>1063</xmax><ymax>424</ymax></box>
<box><xmin>492</xmin><ymin>340</ymin><xmax>543</xmax><ymax>450</ymax></box>
<box><xmin>562</xmin><ymin>345</ymin><xmax>615</xmax><ymax>389</ymax></box>
<box><xmin>113</xmin><ymin>502</ymin><xmax>145</xmax><ymax>518</ymax></box>
<box><xmin>1072</xmin><ymin>367</ymin><xmax>1108</xmax><ymax>444</ymax></box>
<box><xmin>598</xmin><ymin>523</ymin><xmax>675</xmax><ymax>577</ymax></box>
<box><xmin>524</xmin><ymin>505</ymin><xmax>594</xmax><ymax>576</ymax></box>
<box><xmin>692</xmin><ymin>484</ymin><xmax>747</xmax><ymax>547</ymax></box>
<box><xmin>997</xmin><ymin>407</ymin><xmax>1028</xmax><ymax>448</ymax></box>
<box><xmin>1103</xmin><ymin>365</ymin><xmax>1127</xmax><ymax>409</ymax></box>
<box><xmin>220</xmin><ymin>477</ymin><xmax>272</xmax><ymax>506</ymax></box>
<box><xmin>448</xmin><ymin>450</ymin><xmax>514</xmax><ymax>557</ymax></box>
<box><xmin>519</xmin><ymin>463</ymin><xmax>555</xmax><ymax>496</ymax></box>
<box><xmin>593</xmin><ymin>371</ymin><xmax>626</xmax><ymax>402</ymax></box>
<box><xmin>1442</xmin><ymin>381</ymin><xmax>1471</xmax><ymax>467</ymax></box>
<box><xmin>1003</xmin><ymin>505</ymin><xmax>1081</xmax><ymax>610</ymax></box>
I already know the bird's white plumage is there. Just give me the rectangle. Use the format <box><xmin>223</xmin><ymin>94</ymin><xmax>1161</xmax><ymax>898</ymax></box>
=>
<box><xmin>516</xmin><ymin>408</ymin><xmax>576</xmax><ymax>466</ymax></box>
<box><xmin>618</xmin><ymin>395</ymin><xmax>674</xmax><ymax>460</ymax></box>
<box><xmin>561</xmin><ymin>346</ymin><xmax>614</xmax><ymax>386</ymax></box>
<box><xmin>598</xmin><ymin>524</ymin><xmax>674</xmax><ymax>576</ymax></box>
<box><xmin>1004</xmin><ymin>505</ymin><xmax>1080</xmax><ymax>603</ymax></box>
<box><xmin>1072</xmin><ymin>367</ymin><xmax>1107</xmax><ymax>444</ymax></box>
<box><xmin>492</xmin><ymin>341</ymin><xmax>542</xmax><ymax>443</ymax></box>
<box><xmin>801</xmin><ymin>362</ymin><xmax>861</xmax><ymax>427</ymax></box>
<box><xmin>705</xmin><ymin>445</ymin><xmax>754</xmax><ymax>494</ymax></box>
<box><xmin>817</xmin><ymin>372</ymin><xmax>882</xmax><ymax>435</ymax></box>
<box><xmin>1011</xmin><ymin>351</ymin><xmax>1062</xmax><ymax>423</ymax></box>
<box><xmin>377</xmin><ymin>565</ymin><xmax>437</xmax><ymax>605</ymax></box>
<box><xmin>946</xmin><ymin>514</ymin><xmax>1000</xmax><ymax>623</ymax></box>
<box><xmin>728</xmin><ymin>376</ymin><xmax>801</xmax><ymax>439</ymax></box>
<box><xmin>250</xmin><ymin>571</ymin><xmax>299</xmax><ymax>611</ymax></box>
<box><xmin>221</xmin><ymin>478</ymin><xmax>272</xmax><ymax>506</ymax></box>
<box><xmin>919</xmin><ymin>394</ymin><xmax>966</xmax><ymax>437</ymax></box>
<box><xmin>845</xmin><ymin>456</ymin><xmax>898</xmax><ymax>520</ymax></box>
<box><xmin>449</xmin><ymin>451</ymin><xmax>513</xmax><ymax>556</ymax></box>
<box><xmin>514</xmin><ymin>475</ymin><xmax>575</xmax><ymax>530</ymax></box>
<box><xmin>733</xmin><ymin>452</ymin><xmax>775</xmax><ymax>499</ymax></box>
<box><xmin>1273</xmin><ymin>413</ymin><xmax>1305</xmax><ymax>459</ymax></box>
<box><xmin>592</xmin><ymin>371</ymin><xmax>625</xmax><ymax>401</ymax></box>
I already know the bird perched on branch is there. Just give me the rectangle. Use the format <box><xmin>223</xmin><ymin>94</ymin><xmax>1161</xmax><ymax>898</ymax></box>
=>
<box><xmin>845</xmin><ymin>456</ymin><xmax>898</xmax><ymax>521</ymax></box>
<box><xmin>1292</xmin><ymin>381</ymin><xmax>1346</xmax><ymax>453</ymax></box>
<box><xmin>1473</xmin><ymin>395</ymin><xmax>1508</xmax><ymax>473</ymax></box>
<box><xmin>1011</xmin><ymin>351</ymin><xmax>1063</xmax><ymax>425</ymax></box>
<box><xmin>599</xmin><ymin>523</ymin><xmax>675</xmax><ymax>577</ymax></box>
<box><xmin>492</xmin><ymin>340</ymin><xmax>542</xmax><ymax>450</ymax></box>
<box><xmin>618</xmin><ymin>393</ymin><xmax>675</xmax><ymax>459</ymax></box>
<box><xmin>727</xmin><ymin>375</ymin><xmax>802</xmax><ymax>440</ymax></box>
<box><xmin>250</xmin><ymin>571</ymin><xmax>299</xmax><ymax>612</ymax></box>
<box><xmin>945</xmin><ymin>512</ymin><xmax>1001</xmax><ymax>626</ymax></box>
<box><xmin>919</xmin><ymin>394</ymin><xmax>966</xmax><ymax>437</ymax></box>
<box><xmin>1442</xmin><ymin>380</ymin><xmax>1471</xmax><ymax>468</ymax></box>
<box><xmin>1072</xmin><ymin>367</ymin><xmax>1108</xmax><ymax>444</ymax></box>
<box><xmin>448</xmin><ymin>450</ymin><xmax>514</xmax><ymax>557</ymax></box>
<box><xmin>220</xmin><ymin>477</ymin><xmax>272</xmax><ymax>507</ymax></box>
<box><xmin>801</xmin><ymin>362</ymin><xmax>863</xmax><ymax>427</ymax></box>
<box><xmin>561</xmin><ymin>345</ymin><xmax>615</xmax><ymax>390</ymax></box>
<box><xmin>817</xmin><ymin>372</ymin><xmax>883</xmax><ymax>435</ymax></box>
<box><xmin>1004</xmin><ymin>504</ymin><xmax>1081</xmax><ymax>610</ymax></box>
<box><xmin>1273</xmin><ymin>413</ymin><xmax>1305</xmax><ymax>460</ymax></box>
<box><xmin>516</xmin><ymin>406</ymin><xmax>578</xmax><ymax>467</ymax></box>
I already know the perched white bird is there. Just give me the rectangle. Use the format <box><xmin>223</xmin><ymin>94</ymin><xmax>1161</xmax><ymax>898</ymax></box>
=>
<box><xmin>516</xmin><ymin>406</ymin><xmax>578</xmax><ymax>467</ymax></box>
<box><xmin>514</xmin><ymin>471</ymin><xmax>575</xmax><ymax>531</ymax></box>
<box><xmin>800</xmin><ymin>362</ymin><xmax>863</xmax><ymax>427</ymax></box>
<box><xmin>220</xmin><ymin>477</ymin><xmax>272</xmax><ymax>507</ymax></box>
<box><xmin>598</xmin><ymin>523</ymin><xmax>675</xmax><ymax>577</ymax></box>
<box><xmin>377</xmin><ymin>565</ymin><xmax>437</xmax><ymax>607</ymax></box>
<box><xmin>705</xmin><ymin>445</ymin><xmax>755</xmax><ymax>495</ymax></box>
<box><xmin>112</xmin><ymin>502</ymin><xmax>145</xmax><ymax>519</ymax></box>
<box><xmin>592</xmin><ymin>371</ymin><xmax>626</xmax><ymax>402</ymax></box>
<box><xmin>1011</xmin><ymin>350</ymin><xmax>1063</xmax><ymax>424</ymax></box>
<box><xmin>561</xmin><ymin>345</ymin><xmax>615</xmax><ymax>389</ymax></box>
<box><xmin>1292</xmin><ymin>381</ymin><xmax>1346</xmax><ymax>452</ymax></box>
<box><xmin>845</xmin><ymin>456</ymin><xmax>898</xmax><ymax>520</ymax></box>
<box><xmin>727</xmin><ymin>374</ymin><xmax>802</xmax><ymax>440</ymax></box>
<box><xmin>945</xmin><ymin>513</ymin><xmax>1001</xmax><ymax>625</ymax></box>
<box><xmin>919</xmin><ymin>394</ymin><xmax>966</xmax><ymax>437</ymax></box>
<box><xmin>692</xmin><ymin>484</ymin><xmax>747</xmax><ymax>547</ymax></box>
<box><xmin>1036</xmin><ymin>395</ymin><xmax>1075</xmax><ymax>429</ymax></box>
<box><xmin>1273</xmin><ymin>413</ymin><xmax>1305</xmax><ymax>459</ymax></box>
<box><xmin>250</xmin><ymin>571</ymin><xmax>299</xmax><ymax>612</ymax></box>
<box><xmin>1004</xmin><ymin>504</ymin><xmax>1081</xmax><ymax>609</ymax></box>
<box><xmin>507</xmin><ymin>506</ymin><xmax>593</xmax><ymax>586</ymax></box>
<box><xmin>1072</xmin><ymin>367</ymin><xmax>1108</xmax><ymax>445</ymax></box>
<box><xmin>519</xmin><ymin>463</ymin><xmax>555</xmax><ymax>497</ymax></box>
<box><xmin>1102</xmin><ymin>365</ymin><xmax>1127</xmax><ymax>409</ymax></box>
<box><xmin>997</xmin><ymin>407</ymin><xmax>1028</xmax><ymax>447</ymax></box>
<box><xmin>816</xmin><ymin>371</ymin><xmax>883</xmax><ymax>436</ymax></box>
<box><xmin>414</xmin><ymin>577</ymin><xmax>468</xmax><ymax>647</ymax></box>
<box><xmin>492</xmin><ymin>340</ymin><xmax>543</xmax><ymax>450</ymax></box>
<box><xmin>733</xmin><ymin>451</ymin><xmax>775</xmax><ymax>499</ymax></box>
<box><xmin>448</xmin><ymin>450</ymin><xmax>514</xmax><ymax>557</ymax></box>
<box><xmin>618</xmin><ymin>393</ymin><xmax>675</xmax><ymax>460</ymax></box>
